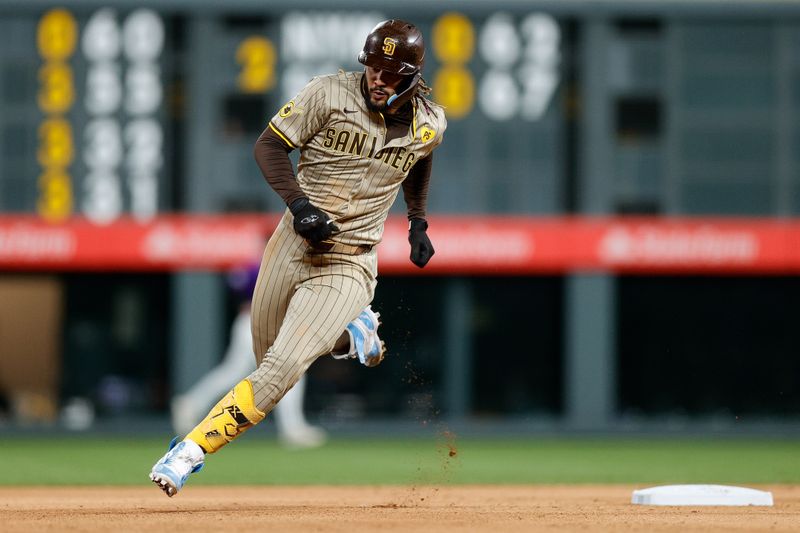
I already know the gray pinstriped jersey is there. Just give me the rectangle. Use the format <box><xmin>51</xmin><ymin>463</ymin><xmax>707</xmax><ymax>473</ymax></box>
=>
<box><xmin>268</xmin><ymin>70</ymin><xmax>447</xmax><ymax>247</ymax></box>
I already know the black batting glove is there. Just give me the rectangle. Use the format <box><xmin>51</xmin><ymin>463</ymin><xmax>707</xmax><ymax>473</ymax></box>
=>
<box><xmin>289</xmin><ymin>198</ymin><xmax>339</xmax><ymax>244</ymax></box>
<box><xmin>408</xmin><ymin>217</ymin><xmax>434</xmax><ymax>268</ymax></box>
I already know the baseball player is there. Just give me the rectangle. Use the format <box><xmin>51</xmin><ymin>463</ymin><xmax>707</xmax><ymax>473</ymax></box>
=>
<box><xmin>150</xmin><ymin>19</ymin><xmax>447</xmax><ymax>497</ymax></box>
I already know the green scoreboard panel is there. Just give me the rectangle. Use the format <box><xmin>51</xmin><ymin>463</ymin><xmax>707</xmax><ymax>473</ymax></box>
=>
<box><xmin>0</xmin><ymin>7</ymin><xmax>171</xmax><ymax>222</ymax></box>
<box><xmin>5</xmin><ymin>4</ymin><xmax>800</xmax><ymax>220</ymax></box>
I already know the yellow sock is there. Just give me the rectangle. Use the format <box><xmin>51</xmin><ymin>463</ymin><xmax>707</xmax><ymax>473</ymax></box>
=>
<box><xmin>186</xmin><ymin>379</ymin><xmax>265</xmax><ymax>453</ymax></box>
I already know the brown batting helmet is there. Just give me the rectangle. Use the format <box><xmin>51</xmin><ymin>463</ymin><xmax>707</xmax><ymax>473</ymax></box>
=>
<box><xmin>358</xmin><ymin>19</ymin><xmax>425</xmax><ymax>108</ymax></box>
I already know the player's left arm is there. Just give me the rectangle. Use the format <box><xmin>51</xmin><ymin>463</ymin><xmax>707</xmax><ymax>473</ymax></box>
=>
<box><xmin>402</xmin><ymin>154</ymin><xmax>434</xmax><ymax>268</ymax></box>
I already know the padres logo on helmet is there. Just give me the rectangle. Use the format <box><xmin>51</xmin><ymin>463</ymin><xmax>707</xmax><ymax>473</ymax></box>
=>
<box><xmin>382</xmin><ymin>37</ymin><xmax>397</xmax><ymax>55</ymax></box>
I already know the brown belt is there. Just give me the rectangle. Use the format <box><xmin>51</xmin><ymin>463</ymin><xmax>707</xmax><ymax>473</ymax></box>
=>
<box><xmin>309</xmin><ymin>240</ymin><xmax>373</xmax><ymax>255</ymax></box>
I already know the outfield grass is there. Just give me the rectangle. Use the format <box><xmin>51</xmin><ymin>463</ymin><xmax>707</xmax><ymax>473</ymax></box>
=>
<box><xmin>1</xmin><ymin>436</ymin><xmax>798</xmax><ymax>486</ymax></box>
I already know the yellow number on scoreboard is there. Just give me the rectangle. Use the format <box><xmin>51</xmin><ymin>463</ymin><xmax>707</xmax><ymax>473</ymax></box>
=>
<box><xmin>37</xmin><ymin>9</ymin><xmax>77</xmax><ymax>61</ymax></box>
<box><xmin>37</xmin><ymin>63</ymin><xmax>75</xmax><ymax>114</ymax></box>
<box><xmin>37</xmin><ymin>118</ymin><xmax>74</xmax><ymax>168</ymax></box>
<box><xmin>433</xmin><ymin>65</ymin><xmax>475</xmax><ymax>120</ymax></box>
<box><xmin>235</xmin><ymin>36</ymin><xmax>277</xmax><ymax>93</ymax></box>
<box><xmin>432</xmin><ymin>12</ymin><xmax>475</xmax><ymax>64</ymax></box>
<box><xmin>37</xmin><ymin>170</ymin><xmax>74</xmax><ymax>222</ymax></box>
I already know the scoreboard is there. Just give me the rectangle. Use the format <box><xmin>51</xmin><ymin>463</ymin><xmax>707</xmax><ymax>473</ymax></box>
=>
<box><xmin>3</xmin><ymin>2</ymin><xmax>798</xmax><ymax>224</ymax></box>
<box><xmin>33</xmin><ymin>8</ymin><xmax>167</xmax><ymax>224</ymax></box>
<box><xmin>1</xmin><ymin>5</ymin><xmax>569</xmax><ymax>223</ymax></box>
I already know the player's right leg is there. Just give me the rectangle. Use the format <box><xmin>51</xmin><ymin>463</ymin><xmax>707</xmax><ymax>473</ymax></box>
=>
<box><xmin>150</xmin><ymin>218</ymin><xmax>303</xmax><ymax>498</ymax></box>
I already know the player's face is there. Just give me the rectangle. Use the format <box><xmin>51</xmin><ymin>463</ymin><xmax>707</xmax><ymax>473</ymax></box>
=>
<box><xmin>365</xmin><ymin>66</ymin><xmax>406</xmax><ymax>111</ymax></box>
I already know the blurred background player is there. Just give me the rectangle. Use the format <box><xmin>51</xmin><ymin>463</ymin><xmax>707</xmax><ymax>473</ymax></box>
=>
<box><xmin>169</xmin><ymin>262</ymin><xmax>327</xmax><ymax>449</ymax></box>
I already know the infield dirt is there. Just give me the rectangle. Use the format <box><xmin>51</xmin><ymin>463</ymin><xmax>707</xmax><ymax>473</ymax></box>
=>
<box><xmin>2</xmin><ymin>485</ymin><xmax>798</xmax><ymax>532</ymax></box>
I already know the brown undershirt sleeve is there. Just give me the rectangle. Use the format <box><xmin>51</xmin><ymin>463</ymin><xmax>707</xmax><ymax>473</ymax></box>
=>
<box><xmin>253</xmin><ymin>125</ymin><xmax>306</xmax><ymax>206</ymax></box>
<box><xmin>402</xmin><ymin>154</ymin><xmax>433</xmax><ymax>220</ymax></box>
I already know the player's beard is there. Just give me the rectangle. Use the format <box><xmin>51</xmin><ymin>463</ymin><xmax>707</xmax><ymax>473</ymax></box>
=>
<box><xmin>365</xmin><ymin>90</ymin><xmax>390</xmax><ymax>112</ymax></box>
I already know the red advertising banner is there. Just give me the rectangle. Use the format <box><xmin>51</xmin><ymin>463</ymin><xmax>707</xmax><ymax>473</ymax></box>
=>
<box><xmin>0</xmin><ymin>214</ymin><xmax>799</xmax><ymax>275</ymax></box>
<box><xmin>0</xmin><ymin>215</ymin><xmax>278</xmax><ymax>272</ymax></box>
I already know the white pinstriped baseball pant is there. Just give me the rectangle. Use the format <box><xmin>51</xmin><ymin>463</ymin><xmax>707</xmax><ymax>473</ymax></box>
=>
<box><xmin>248</xmin><ymin>210</ymin><xmax>377</xmax><ymax>413</ymax></box>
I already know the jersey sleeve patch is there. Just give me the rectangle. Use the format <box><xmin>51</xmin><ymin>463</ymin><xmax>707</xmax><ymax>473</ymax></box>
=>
<box><xmin>269</xmin><ymin>75</ymin><xmax>331</xmax><ymax>148</ymax></box>
<box><xmin>278</xmin><ymin>100</ymin><xmax>295</xmax><ymax>118</ymax></box>
<box><xmin>419</xmin><ymin>126</ymin><xmax>436</xmax><ymax>143</ymax></box>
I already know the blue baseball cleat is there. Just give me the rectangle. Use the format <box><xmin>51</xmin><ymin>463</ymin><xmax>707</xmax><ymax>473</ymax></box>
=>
<box><xmin>149</xmin><ymin>436</ymin><xmax>205</xmax><ymax>497</ymax></box>
<box><xmin>344</xmin><ymin>305</ymin><xmax>386</xmax><ymax>367</ymax></box>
